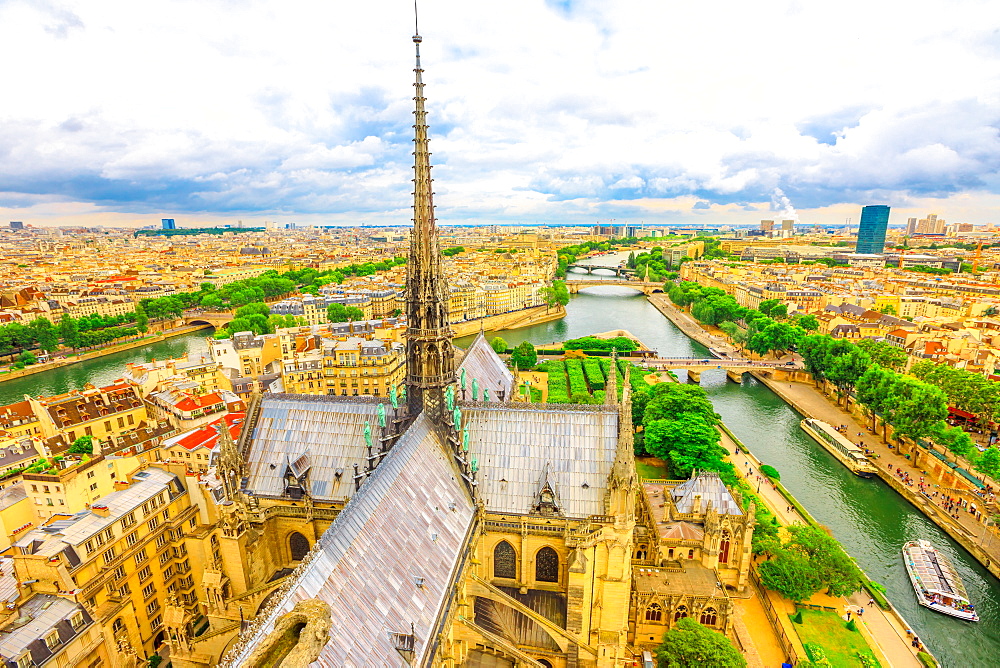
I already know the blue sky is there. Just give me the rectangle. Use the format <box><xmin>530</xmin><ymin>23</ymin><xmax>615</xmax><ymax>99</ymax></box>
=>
<box><xmin>1</xmin><ymin>0</ymin><xmax>999</xmax><ymax>227</ymax></box>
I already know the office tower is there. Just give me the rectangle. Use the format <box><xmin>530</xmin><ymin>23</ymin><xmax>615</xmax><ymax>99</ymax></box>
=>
<box><xmin>906</xmin><ymin>217</ymin><xmax>918</xmax><ymax>235</ymax></box>
<box><xmin>760</xmin><ymin>220</ymin><xmax>774</xmax><ymax>232</ymax></box>
<box><xmin>9</xmin><ymin>221</ymin><xmax>23</xmax><ymax>230</ymax></box>
<box><xmin>161</xmin><ymin>218</ymin><xmax>176</xmax><ymax>230</ymax></box>
<box><xmin>781</xmin><ymin>220</ymin><xmax>794</xmax><ymax>235</ymax></box>
<box><xmin>856</xmin><ymin>205</ymin><xmax>890</xmax><ymax>253</ymax></box>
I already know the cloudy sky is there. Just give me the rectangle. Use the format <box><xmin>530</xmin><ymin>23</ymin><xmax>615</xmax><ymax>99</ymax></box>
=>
<box><xmin>2</xmin><ymin>0</ymin><xmax>999</xmax><ymax>228</ymax></box>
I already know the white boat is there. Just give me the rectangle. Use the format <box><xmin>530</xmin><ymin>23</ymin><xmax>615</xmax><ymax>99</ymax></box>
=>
<box><xmin>799</xmin><ymin>419</ymin><xmax>877</xmax><ymax>478</ymax></box>
<box><xmin>903</xmin><ymin>540</ymin><xmax>979</xmax><ymax>622</ymax></box>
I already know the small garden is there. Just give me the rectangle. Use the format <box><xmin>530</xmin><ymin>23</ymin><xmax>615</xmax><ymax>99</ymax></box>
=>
<box><xmin>792</xmin><ymin>608</ymin><xmax>881</xmax><ymax>667</ymax></box>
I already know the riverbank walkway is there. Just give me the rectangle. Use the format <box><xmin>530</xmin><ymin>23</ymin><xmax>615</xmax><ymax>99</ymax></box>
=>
<box><xmin>758</xmin><ymin>375</ymin><xmax>1000</xmax><ymax>564</ymax></box>
<box><xmin>718</xmin><ymin>427</ymin><xmax>925</xmax><ymax>667</ymax></box>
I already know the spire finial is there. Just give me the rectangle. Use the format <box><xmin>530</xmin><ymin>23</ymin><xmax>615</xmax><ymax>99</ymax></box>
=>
<box><xmin>414</xmin><ymin>0</ymin><xmax>420</xmax><ymax>38</ymax></box>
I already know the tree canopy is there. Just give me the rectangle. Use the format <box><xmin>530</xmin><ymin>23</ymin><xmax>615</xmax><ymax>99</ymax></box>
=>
<box><xmin>655</xmin><ymin>618</ymin><xmax>746</xmax><ymax>668</ymax></box>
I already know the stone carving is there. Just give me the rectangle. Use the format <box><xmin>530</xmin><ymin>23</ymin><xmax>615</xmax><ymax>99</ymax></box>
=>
<box><xmin>243</xmin><ymin>598</ymin><xmax>332</xmax><ymax>667</ymax></box>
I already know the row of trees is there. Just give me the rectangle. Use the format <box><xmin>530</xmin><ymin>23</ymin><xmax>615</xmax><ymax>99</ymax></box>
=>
<box><xmin>800</xmin><ymin>336</ymin><xmax>1000</xmax><ymax>479</ymax></box>
<box><xmin>0</xmin><ymin>310</ymin><xmax>149</xmax><ymax>361</ymax></box>
<box><xmin>669</xmin><ymin>282</ymin><xmax>816</xmax><ymax>358</ymax></box>
<box><xmin>539</xmin><ymin>280</ymin><xmax>570</xmax><ymax>310</ymax></box>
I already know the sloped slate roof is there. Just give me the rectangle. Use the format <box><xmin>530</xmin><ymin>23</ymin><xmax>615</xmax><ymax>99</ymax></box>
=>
<box><xmin>463</xmin><ymin>403</ymin><xmax>619</xmax><ymax>518</ymax></box>
<box><xmin>224</xmin><ymin>412</ymin><xmax>475</xmax><ymax>668</ymax></box>
<box><xmin>458</xmin><ymin>332</ymin><xmax>516</xmax><ymax>401</ymax></box>
<box><xmin>671</xmin><ymin>471</ymin><xmax>742</xmax><ymax>516</ymax></box>
<box><xmin>245</xmin><ymin>396</ymin><xmax>388</xmax><ymax>501</ymax></box>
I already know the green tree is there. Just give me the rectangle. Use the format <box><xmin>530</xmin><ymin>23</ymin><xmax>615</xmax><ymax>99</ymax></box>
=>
<box><xmin>856</xmin><ymin>365</ymin><xmax>896</xmax><ymax>435</ymax></box>
<box><xmin>856</xmin><ymin>338</ymin><xmax>907</xmax><ymax>371</ymax></box>
<box><xmin>644</xmin><ymin>414</ymin><xmax>728</xmax><ymax>478</ymax></box>
<box><xmin>327</xmin><ymin>303</ymin><xmax>365</xmax><ymax>323</ymax></box>
<box><xmin>491</xmin><ymin>337</ymin><xmax>508</xmax><ymax>354</ymax></box>
<box><xmin>655</xmin><ymin>617</ymin><xmax>746</xmax><ymax>668</ymax></box>
<box><xmin>825</xmin><ymin>342</ymin><xmax>871</xmax><ymax>406</ymax></box>
<box><xmin>627</xmin><ymin>251</ymin><xmax>636</xmax><ymax>268</ymax></box>
<box><xmin>235</xmin><ymin>302</ymin><xmax>270</xmax><ymax>318</ymax></box>
<box><xmin>792</xmin><ymin>314</ymin><xmax>819</xmax><ymax>332</ymax></box>
<box><xmin>758</xmin><ymin>549</ymin><xmax>823</xmax><ymax>601</ymax></box>
<box><xmin>643</xmin><ymin>384</ymin><xmax>719</xmax><ymax>426</ymax></box>
<box><xmin>69</xmin><ymin>435</ymin><xmax>94</xmax><ymax>455</ymax></box>
<box><xmin>135</xmin><ymin>306</ymin><xmax>149</xmax><ymax>334</ymax></box>
<box><xmin>975</xmin><ymin>446</ymin><xmax>1000</xmax><ymax>479</ymax></box>
<box><xmin>16</xmin><ymin>351</ymin><xmax>37</xmax><ymax>367</ymax></box>
<box><xmin>510</xmin><ymin>342</ymin><xmax>537</xmax><ymax>370</ymax></box>
<box><xmin>57</xmin><ymin>313</ymin><xmax>80</xmax><ymax>349</ymax></box>
<box><xmin>28</xmin><ymin>317</ymin><xmax>59</xmax><ymax>353</ymax></box>
<box><xmin>879</xmin><ymin>304</ymin><xmax>898</xmax><ymax>315</ymax></box>
<box><xmin>889</xmin><ymin>376</ymin><xmax>949</xmax><ymax>443</ymax></box>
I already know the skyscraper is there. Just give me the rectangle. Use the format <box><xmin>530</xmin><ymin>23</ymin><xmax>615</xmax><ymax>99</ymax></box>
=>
<box><xmin>9</xmin><ymin>221</ymin><xmax>23</xmax><ymax>230</ymax></box>
<box><xmin>161</xmin><ymin>218</ymin><xmax>176</xmax><ymax>230</ymax></box>
<box><xmin>856</xmin><ymin>205</ymin><xmax>890</xmax><ymax>254</ymax></box>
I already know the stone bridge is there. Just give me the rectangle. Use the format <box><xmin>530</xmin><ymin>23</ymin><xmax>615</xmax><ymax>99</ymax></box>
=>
<box><xmin>183</xmin><ymin>310</ymin><xmax>235</xmax><ymax>328</ymax></box>
<box><xmin>567</xmin><ymin>263</ymin><xmax>636</xmax><ymax>277</ymax></box>
<box><xmin>646</xmin><ymin>357</ymin><xmax>799</xmax><ymax>383</ymax></box>
<box><xmin>564</xmin><ymin>279</ymin><xmax>665</xmax><ymax>296</ymax></box>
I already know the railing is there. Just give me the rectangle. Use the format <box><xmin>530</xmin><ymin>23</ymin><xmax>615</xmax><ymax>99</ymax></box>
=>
<box><xmin>748</xmin><ymin>565</ymin><xmax>799</xmax><ymax>664</ymax></box>
<box><xmin>195</xmin><ymin>620</ymin><xmax>241</xmax><ymax>642</ymax></box>
<box><xmin>230</xmin><ymin>574</ymin><xmax>294</xmax><ymax>602</ymax></box>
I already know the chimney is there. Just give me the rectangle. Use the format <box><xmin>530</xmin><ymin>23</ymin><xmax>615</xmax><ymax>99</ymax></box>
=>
<box><xmin>91</xmin><ymin>504</ymin><xmax>110</xmax><ymax>517</ymax></box>
<box><xmin>693</xmin><ymin>494</ymin><xmax>702</xmax><ymax>515</ymax></box>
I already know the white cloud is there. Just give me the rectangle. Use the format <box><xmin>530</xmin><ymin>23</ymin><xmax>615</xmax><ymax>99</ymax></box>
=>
<box><xmin>0</xmin><ymin>0</ymin><xmax>998</xmax><ymax>226</ymax></box>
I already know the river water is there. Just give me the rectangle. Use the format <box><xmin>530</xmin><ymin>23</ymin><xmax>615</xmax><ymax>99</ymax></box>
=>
<box><xmin>7</xmin><ymin>255</ymin><xmax>999</xmax><ymax>664</ymax></box>
<box><xmin>0</xmin><ymin>331</ymin><xmax>212</xmax><ymax>405</ymax></box>
<box><xmin>467</xmin><ymin>251</ymin><xmax>1000</xmax><ymax>667</ymax></box>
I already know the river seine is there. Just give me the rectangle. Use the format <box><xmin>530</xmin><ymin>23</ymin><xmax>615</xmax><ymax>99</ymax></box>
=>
<box><xmin>5</xmin><ymin>255</ymin><xmax>997</xmax><ymax>664</ymax></box>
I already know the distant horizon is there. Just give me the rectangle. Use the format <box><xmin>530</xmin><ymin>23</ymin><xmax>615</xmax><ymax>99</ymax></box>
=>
<box><xmin>2</xmin><ymin>2</ymin><xmax>998</xmax><ymax>230</ymax></box>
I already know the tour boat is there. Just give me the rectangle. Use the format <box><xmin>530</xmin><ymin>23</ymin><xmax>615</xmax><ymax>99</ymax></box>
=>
<box><xmin>903</xmin><ymin>540</ymin><xmax>979</xmax><ymax>622</ymax></box>
<box><xmin>799</xmin><ymin>419</ymin><xmax>877</xmax><ymax>478</ymax></box>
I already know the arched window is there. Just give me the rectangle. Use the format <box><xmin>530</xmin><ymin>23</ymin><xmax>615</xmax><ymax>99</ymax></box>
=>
<box><xmin>289</xmin><ymin>532</ymin><xmax>310</xmax><ymax>561</ymax></box>
<box><xmin>688</xmin><ymin>549</ymin><xmax>695</xmax><ymax>559</ymax></box>
<box><xmin>645</xmin><ymin>603</ymin><xmax>663</xmax><ymax>622</ymax></box>
<box><xmin>538</xmin><ymin>661</ymin><xmax>553</xmax><ymax>668</ymax></box>
<box><xmin>535</xmin><ymin>547</ymin><xmax>559</xmax><ymax>582</ymax></box>
<box><xmin>112</xmin><ymin>618</ymin><xmax>125</xmax><ymax>633</ymax></box>
<box><xmin>719</xmin><ymin>530</ymin><xmax>731</xmax><ymax>564</ymax></box>
<box><xmin>493</xmin><ymin>541</ymin><xmax>517</xmax><ymax>579</ymax></box>
<box><xmin>674</xmin><ymin>605</ymin><xmax>688</xmax><ymax>622</ymax></box>
<box><xmin>700</xmin><ymin>607</ymin><xmax>718</xmax><ymax>627</ymax></box>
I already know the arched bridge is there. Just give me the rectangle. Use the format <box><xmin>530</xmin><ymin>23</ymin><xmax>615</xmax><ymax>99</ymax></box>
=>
<box><xmin>567</xmin><ymin>263</ymin><xmax>637</xmax><ymax>277</ymax></box>
<box><xmin>183</xmin><ymin>310</ymin><xmax>235</xmax><ymax>328</ymax></box>
<box><xmin>564</xmin><ymin>279</ymin><xmax>665</xmax><ymax>296</ymax></box>
<box><xmin>646</xmin><ymin>357</ymin><xmax>800</xmax><ymax>383</ymax></box>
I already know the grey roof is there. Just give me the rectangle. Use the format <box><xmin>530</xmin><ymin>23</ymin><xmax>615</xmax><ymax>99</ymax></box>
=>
<box><xmin>671</xmin><ymin>471</ymin><xmax>742</xmax><ymax>516</ymax></box>
<box><xmin>14</xmin><ymin>468</ymin><xmax>182</xmax><ymax>557</ymax></box>
<box><xmin>224</xmin><ymin>412</ymin><xmax>475</xmax><ymax>667</ymax></box>
<box><xmin>245</xmin><ymin>396</ymin><xmax>387</xmax><ymax>501</ymax></box>
<box><xmin>457</xmin><ymin>332</ymin><xmax>515</xmax><ymax>401</ymax></box>
<box><xmin>463</xmin><ymin>404</ymin><xmax>618</xmax><ymax>518</ymax></box>
<box><xmin>0</xmin><ymin>594</ymin><xmax>90</xmax><ymax>665</ymax></box>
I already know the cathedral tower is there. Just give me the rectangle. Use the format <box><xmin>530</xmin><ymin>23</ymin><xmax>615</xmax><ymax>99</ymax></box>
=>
<box><xmin>405</xmin><ymin>28</ymin><xmax>456</xmax><ymax>419</ymax></box>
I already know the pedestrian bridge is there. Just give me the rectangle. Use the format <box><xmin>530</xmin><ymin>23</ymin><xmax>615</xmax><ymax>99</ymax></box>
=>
<box><xmin>182</xmin><ymin>310</ymin><xmax>235</xmax><ymax>328</ymax></box>
<box><xmin>645</xmin><ymin>357</ymin><xmax>798</xmax><ymax>383</ymax></box>
<box><xmin>564</xmin><ymin>279</ymin><xmax>665</xmax><ymax>296</ymax></box>
<box><xmin>567</xmin><ymin>263</ymin><xmax>637</xmax><ymax>277</ymax></box>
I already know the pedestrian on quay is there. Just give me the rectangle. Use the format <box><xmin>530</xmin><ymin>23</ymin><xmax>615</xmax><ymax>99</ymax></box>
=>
<box><xmin>868</xmin><ymin>598</ymin><xmax>875</xmax><ymax>607</ymax></box>
<box><xmin>845</xmin><ymin>610</ymin><xmax>852</xmax><ymax>621</ymax></box>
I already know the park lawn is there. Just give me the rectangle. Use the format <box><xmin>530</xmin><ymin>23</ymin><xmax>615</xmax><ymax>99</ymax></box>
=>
<box><xmin>791</xmin><ymin>608</ymin><xmax>878</xmax><ymax>668</ymax></box>
<box><xmin>636</xmin><ymin>457</ymin><xmax>671</xmax><ymax>480</ymax></box>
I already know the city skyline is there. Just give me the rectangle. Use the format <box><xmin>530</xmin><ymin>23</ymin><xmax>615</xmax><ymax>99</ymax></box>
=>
<box><xmin>1</xmin><ymin>0</ymin><xmax>999</xmax><ymax>229</ymax></box>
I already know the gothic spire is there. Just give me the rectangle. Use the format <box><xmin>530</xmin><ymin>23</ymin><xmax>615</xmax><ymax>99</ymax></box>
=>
<box><xmin>405</xmin><ymin>23</ymin><xmax>456</xmax><ymax>420</ymax></box>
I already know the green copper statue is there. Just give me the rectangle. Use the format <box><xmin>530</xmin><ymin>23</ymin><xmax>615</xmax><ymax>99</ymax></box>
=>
<box><xmin>377</xmin><ymin>403</ymin><xmax>386</xmax><ymax>428</ymax></box>
<box><xmin>453</xmin><ymin>407</ymin><xmax>462</xmax><ymax>430</ymax></box>
<box><xmin>483</xmin><ymin>387</ymin><xmax>490</xmax><ymax>402</ymax></box>
<box><xmin>445</xmin><ymin>385</ymin><xmax>454</xmax><ymax>411</ymax></box>
<box><xmin>462</xmin><ymin>427</ymin><xmax>470</xmax><ymax>452</ymax></box>
<box><xmin>389</xmin><ymin>385</ymin><xmax>398</xmax><ymax>410</ymax></box>
<box><xmin>460</xmin><ymin>367</ymin><xmax>467</xmax><ymax>390</ymax></box>
<box><xmin>399</xmin><ymin>384</ymin><xmax>407</xmax><ymax>403</ymax></box>
<box><xmin>363</xmin><ymin>421</ymin><xmax>372</xmax><ymax>449</ymax></box>
<box><xmin>471</xmin><ymin>457</ymin><xmax>479</xmax><ymax>473</ymax></box>
<box><xmin>472</xmin><ymin>378</ymin><xmax>480</xmax><ymax>402</ymax></box>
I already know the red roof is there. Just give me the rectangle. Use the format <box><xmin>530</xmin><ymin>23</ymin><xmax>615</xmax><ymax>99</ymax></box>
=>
<box><xmin>173</xmin><ymin>392</ymin><xmax>224</xmax><ymax>412</ymax></box>
<box><xmin>166</xmin><ymin>412</ymin><xmax>244</xmax><ymax>452</ymax></box>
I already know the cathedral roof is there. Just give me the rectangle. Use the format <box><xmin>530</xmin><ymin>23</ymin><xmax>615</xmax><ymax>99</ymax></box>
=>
<box><xmin>658</xmin><ymin>521</ymin><xmax>705</xmax><ymax>541</ymax></box>
<box><xmin>223</xmin><ymin>412</ymin><xmax>475</xmax><ymax>667</ymax></box>
<box><xmin>457</xmin><ymin>332</ymin><xmax>516</xmax><ymax>400</ymax></box>
<box><xmin>243</xmin><ymin>395</ymin><xmax>386</xmax><ymax>501</ymax></box>
<box><xmin>671</xmin><ymin>471</ymin><xmax>743</xmax><ymax>516</ymax></box>
<box><xmin>462</xmin><ymin>403</ymin><xmax>619</xmax><ymax>518</ymax></box>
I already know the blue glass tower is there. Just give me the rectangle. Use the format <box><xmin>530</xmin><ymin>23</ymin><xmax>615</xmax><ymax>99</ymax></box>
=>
<box><xmin>161</xmin><ymin>218</ymin><xmax>176</xmax><ymax>230</ymax></box>
<box><xmin>856</xmin><ymin>205</ymin><xmax>889</xmax><ymax>254</ymax></box>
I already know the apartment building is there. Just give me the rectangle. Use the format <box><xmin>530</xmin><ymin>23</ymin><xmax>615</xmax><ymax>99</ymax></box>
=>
<box><xmin>0</xmin><ymin>594</ymin><xmax>110</xmax><ymax>668</ymax></box>
<box><xmin>12</xmin><ymin>467</ymin><xmax>210</xmax><ymax>656</ymax></box>
<box><xmin>280</xmin><ymin>336</ymin><xmax>405</xmax><ymax>397</ymax></box>
<box><xmin>29</xmin><ymin>384</ymin><xmax>148</xmax><ymax>453</ymax></box>
<box><xmin>161</xmin><ymin>413</ymin><xmax>243</xmax><ymax>474</ymax></box>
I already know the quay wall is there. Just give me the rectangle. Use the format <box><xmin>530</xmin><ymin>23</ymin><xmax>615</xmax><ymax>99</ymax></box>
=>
<box><xmin>0</xmin><ymin>323</ymin><xmax>211</xmax><ymax>386</ymax></box>
<box><xmin>452</xmin><ymin>305</ymin><xmax>565</xmax><ymax>338</ymax></box>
